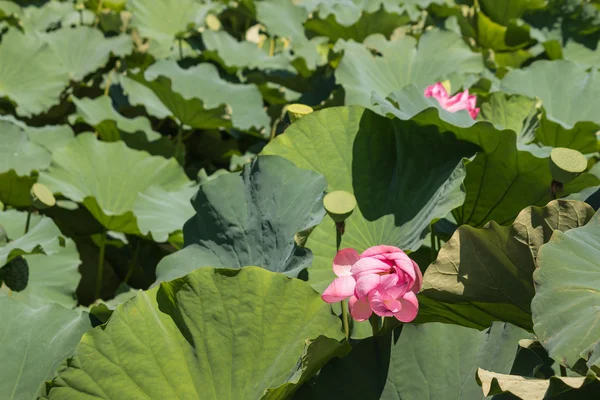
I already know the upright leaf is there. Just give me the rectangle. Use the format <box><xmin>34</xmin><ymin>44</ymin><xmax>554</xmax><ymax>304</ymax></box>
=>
<box><xmin>421</xmin><ymin>200</ymin><xmax>595</xmax><ymax>329</ymax></box>
<box><xmin>155</xmin><ymin>156</ymin><xmax>327</xmax><ymax>283</ymax></box>
<box><xmin>532</xmin><ymin>208</ymin><xmax>600</xmax><ymax>372</ymax></box>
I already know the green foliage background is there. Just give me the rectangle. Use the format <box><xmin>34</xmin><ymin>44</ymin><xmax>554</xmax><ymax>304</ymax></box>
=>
<box><xmin>0</xmin><ymin>0</ymin><xmax>600</xmax><ymax>399</ymax></box>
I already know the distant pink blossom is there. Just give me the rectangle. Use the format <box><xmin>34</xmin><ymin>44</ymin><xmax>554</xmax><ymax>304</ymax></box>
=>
<box><xmin>321</xmin><ymin>246</ymin><xmax>422</xmax><ymax>323</ymax></box>
<box><xmin>424</xmin><ymin>82</ymin><xmax>480</xmax><ymax>119</ymax></box>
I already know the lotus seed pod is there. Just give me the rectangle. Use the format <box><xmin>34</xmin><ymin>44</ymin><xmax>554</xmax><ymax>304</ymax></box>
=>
<box><xmin>205</xmin><ymin>14</ymin><xmax>221</xmax><ymax>31</ymax></box>
<box><xmin>287</xmin><ymin>104</ymin><xmax>314</xmax><ymax>123</ymax></box>
<box><xmin>0</xmin><ymin>225</ymin><xmax>6</xmax><ymax>246</ymax></box>
<box><xmin>549</xmin><ymin>148</ymin><xmax>587</xmax><ymax>184</ymax></box>
<box><xmin>30</xmin><ymin>183</ymin><xmax>56</xmax><ymax>210</ymax></box>
<box><xmin>1</xmin><ymin>256</ymin><xmax>29</xmax><ymax>292</ymax></box>
<box><xmin>323</xmin><ymin>190</ymin><xmax>356</xmax><ymax>223</ymax></box>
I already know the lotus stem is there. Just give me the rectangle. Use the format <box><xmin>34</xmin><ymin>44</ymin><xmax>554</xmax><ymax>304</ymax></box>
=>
<box><xmin>24</xmin><ymin>206</ymin><xmax>33</xmax><ymax>234</ymax></box>
<box><xmin>335</xmin><ymin>221</ymin><xmax>350</xmax><ymax>340</ymax></box>
<box><xmin>430</xmin><ymin>226</ymin><xmax>436</xmax><ymax>260</ymax></box>
<box><xmin>269</xmin><ymin>37</ymin><xmax>275</xmax><ymax>57</ymax></box>
<box><xmin>94</xmin><ymin>0</ymin><xmax>103</xmax><ymax>27</ymax></box>
<box><xmin>178</xmin><ymin>38</ymin><xmax>183</xmax><ymax>60</ymax></box>
<box><xmin>124</xmin><ymin>239</ymin><xmax>140</xmax><ymax>285</ymax></box>
<box><xmin>341</xmin><ymin>299</ymin><xmax>349</xmax><ymax>341</ymax></box>
<box><xmin>560</xmin><ymin>365</ymin><xmax>567</xmax><ymax>377</ymax></box>
<box><xmin>369</xmin><ymin>314</ymin><xmax>381</xmax><ymax>335</ymax></box>
<box><xmin>95</xmin><ymin>230</ymin><xmax>107</xmax><ymax>300</ymax></box>
<box><xmin>174</xmin><ymin>123</ymin><xmax>184</xmax><ymax>163</ymax></box>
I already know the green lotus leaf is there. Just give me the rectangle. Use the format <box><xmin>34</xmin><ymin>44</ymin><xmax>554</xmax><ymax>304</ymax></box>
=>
<box><xmin>477</xmin><ymin>368</ymin><xmax>599</xmax><ymax>399</ymax></box>
<box><xmin>0</xmin><ymin>26</ymin><xmax>131</xmax><ymax>116</ymax></box>
<box><xmin>301</xmin><ymin>322</ymin><xmax>530</xmax><ymax>400</ymax></box>
<box><xmin>155</xmin><ymin>156</ymin><xmax>327</xmax><ymax>283</ymax></box>
<box><xmin>479</xmin><ymin>0</ymin><xmax>546</xmax><ymax>25</ymax></box>
<box><xmin>39</xmin><ymin>133</ymin><xmax>191</xmax><ymax>234</ymax></box>
<box><xmin>304</xmin><ymin>7</ymin><xmax>410</xmax><ymax>42</ymax></box>
<box><xmin>476</xmin><ymin>10</ymin><xmax>534</xmax><ymax>53</ymax></box>
<box><xmin>374</xmin><ymin>85</ymin><xmax>600</xmax><ymax>227</ymax></box>
<box><xmin>501</xmin><ymin>60</ymin><xmax>600</xmax><ymax>129</ymax></box>
<box><xmin>532</xmin><ymin>208</ymin><xmax>600</xmax><ymax>372</ymax></box>
<box><xmin>202</xmin><ymin>29</ymin><xmax>294</xmax><ymax>72</ymax></box>
<box><xmin>298</xmin><ymin>0</ymin><xmax>445</xmax><ymax>26</ymax></box>
<box><xmin>128</xmin><ymin>0</ymin><xmax>222</xmax><ymax>58</ymax></box>
<box><xmin>0</xmin><ymin>298</ymin><xmax>92</xmax><ymax>400</ymax></box>
<box><xmin>133</xmin><ymin>184</ymin><xmax>197</xmax><ymax>243</ymax></box>
<box><xmin>0</xmin><ymin>117</ymin><xmax>75</xmax><ymax>207</ymax></box>
<box><xmin>256</xmin><ymin>0</ymin><xmax>329</xmax><ymax>71</ymax></box>
<box><xmin>69</xmin><ymin>96</ymin><xmax>161</xmax><ymax>142</ymax></box>
<box><xmin>0</xmin><ymin>28</ymin><xmax>69</xmax><ymax>116</ymax></box>
<box><xmin>420</xmin><ymin>200</ymin><xmax>595</xmax><ymax>330</ymax></box>
<box><xmin>123</xmin><ymin>60</ymin><xmax>270</xmax><ymax>132</ymax></box>
<box><xmin>0</xmin><ymin>210</ymin><xmax>81</xmax><ymax>308</ymax></box>
<box><xmin>263</xmin><ymin>106</ymin><xmax>478</xmax><ymax>292</ymax></box>
<box><xmin>455</xmin><ymin>132</ymin><xmax>598</xmax><ymax>228</ymax></box>
<box><xmin>44</xmin><ymin>267</ymin><xmax>345</xmax><ymax>399</ymax></box>
<box><xmin>335</xmin><ymin>29</ymin><xmax>484</xmax><ymax>108</ymax></box>
<box><xmin>3</xmin><ymin>0</ymin><xmax>75</xmax><ymax>32</ymax></box>
<box><xmin>562</xmin><ymin>40</ymin><xmax>600</xmax><ymax>67</ymax></box>
<box><xmin>41</xmin><ymin>26</ymin><xmax>132</xmax><ymax>82</ymax></box>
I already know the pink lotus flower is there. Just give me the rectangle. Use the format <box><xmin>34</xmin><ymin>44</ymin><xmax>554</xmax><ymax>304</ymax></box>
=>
<box><xmin>424</xmin><ymin>82</ymin><xmax>480</xmax><ymax>119</ymax></box>
<box><xmin>321</xmin><ymin>245</ymin><xmax>422</xmax><ymax>323</ymax></box>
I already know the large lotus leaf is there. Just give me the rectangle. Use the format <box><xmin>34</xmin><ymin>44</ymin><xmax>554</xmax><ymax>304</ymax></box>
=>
<box><xmin>202</xmin><ymin>30</ymin><xmax>294</xmax><ymax>72</ymax></box>
<box><xmin>476</xmin><ymin>369</ymin><xmax>599</xmax><ymax>399</ymax></box>
<box><xmin>0</xmin><ymin>298</ymin><xmax>92</xmax><ymax>400</ymax></box>
<box><xmin>123</xmin><ymin>61</ymin><xmax>269</xmax><ymax>132</ymax></box>
<box><xmin>155</xmin><ymin>156</ymin><xmax>327</xmax><ymax>283</ymax></box>
<box><xmin>335</xmin><ymin>29</ymin><xmax>484</xmax><ymax>108</ymax></box>
<box><xmin>133</xmin><ymin>184</ymin><xmax>197</xmax><ymax>243</ymax></box>
<box><xmin>420</xmin><ymin>200</ymin><xmax>594</xmax><ymax>330</ymax></box>
<box><xmin>39</xmin><ymin>133</ymin><xmax>191</xmax><ymax>234</ymax></box>
<box><xmin>532</xmin><ymin>208</ymin><xmax>600</xmax><ymax>372</ymax></box>
<box><xmin>263</xmin><ymin>106</ymin><xmax>478</xmax><ymax>291</ymax></box>
<box><xmin>44</xmin><ymin>267</ymin><xmax>345</xmax><ymax>399</ymax></box>
<box><xmin>562</xmin><ymin>40</ymin><xmax>600</xmax><ymax>67</ymax></box>
<box><xmin>42</xmin><ymin>26</ymin><xmax>132</xmax><ymax>82</ymax></box>
<box><xmin>476</xmin><ymin>9</ymin><xmax>534</xmax><ymax>53</ymax></box>
<box><xmin>69</xmin><ymin>96</ymin><xmax>161</xmax><ymax>142</ymax></box>
<box><xmin>455</xmin><ymin>130</ymin><xmax>599</xmax><ymax>228</ymax></box>
<box><xmin>479</xmin><ymin>92</ymin><xmax>599</xmax><ymax>156</ymax></box>
<box><xmin>0</xmin><ymin>210</ymin><xmax>81</xmax><ymax>308</ymax></box>
<box><xmin>0</xmin><ymin>117</ymin><xmax>74</xmax><ymax>206</ymax></box>
<box><xmin>128</xmin><ymin>0</ymin><xmax>222</xmax><ymax>58</ymax></box>
<box><xmin>302</xmin><ymin>322</ymin><xmax>530</xmax><ymax>400</ymax></box>
<box><xmin>501</xmin><ymin>60</ymin><xmax>600</xmax><ymax>129</ymax></box>
<box><xmin>373</xmin><ymin>86</ymin><xmax>600</xmax><ymax>227</ymax></box>
<box><xmin>0</xmin><ymin>29</ymin><xmax>68</xmax><ymax>116</ymax></box>
<box><xmin>536</xmin><ymin>116</ymin><xmax>599</xmax><ymax>155</ymax></box>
